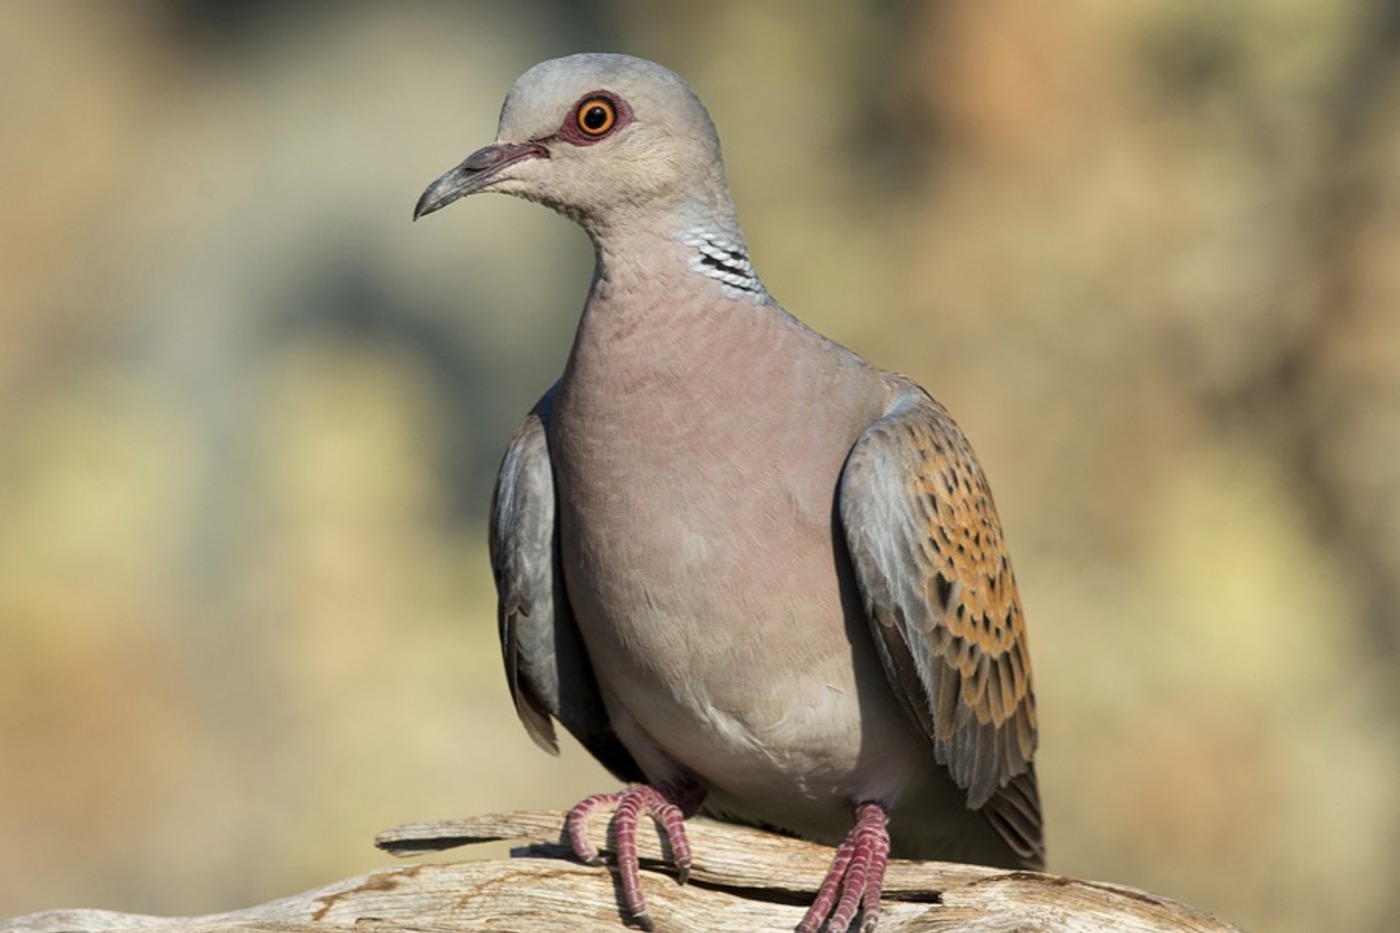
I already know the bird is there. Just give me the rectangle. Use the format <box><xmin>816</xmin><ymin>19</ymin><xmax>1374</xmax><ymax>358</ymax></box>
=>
<box><xmin>414</xmin><ymin>53</ymin><xmax>1042</xmax><ymax>933</ymax></box>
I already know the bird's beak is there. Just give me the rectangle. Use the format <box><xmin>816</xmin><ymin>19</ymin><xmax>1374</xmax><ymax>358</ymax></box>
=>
<box><xmin>413</xmin><ymin>141</ymin><xmax>548</xmax><ymax>220</ymax></box>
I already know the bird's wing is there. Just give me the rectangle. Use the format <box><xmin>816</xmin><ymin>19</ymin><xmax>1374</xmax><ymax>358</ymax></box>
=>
<box><xmin>838</xmin><ymin>377</ymin><xmax>1043</xmax><ymax>866</ymax></box>
<box><xmin>489</xmin><ymin>388</ymin><xmax>644</xmax><ymax>782</ymax></box>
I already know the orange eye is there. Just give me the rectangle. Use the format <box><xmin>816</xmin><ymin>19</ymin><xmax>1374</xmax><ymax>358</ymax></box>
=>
<box><xmin>576</xmin><ymin>97</ymin><xmax>617</xmax><ymax>136</ymax></box>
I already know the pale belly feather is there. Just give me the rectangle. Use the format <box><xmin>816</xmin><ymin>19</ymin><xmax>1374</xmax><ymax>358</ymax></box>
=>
<box><xmin>556</xmin><ymin>450</ymin><xmax>935</xmax><ymax>843</ymax></box>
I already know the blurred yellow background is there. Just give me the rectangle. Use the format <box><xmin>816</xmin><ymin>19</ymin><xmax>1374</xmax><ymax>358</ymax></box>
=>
<box><xmin>3</xmin><ymin>2</ymin><xmax>1397</xmax><ymax>931</ymax></box>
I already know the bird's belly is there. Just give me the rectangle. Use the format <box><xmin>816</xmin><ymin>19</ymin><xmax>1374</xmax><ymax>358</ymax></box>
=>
<box><xmin>559</xmin><ymin>501</ymin><xmax>933</xmax><ymax>839</ymax></box>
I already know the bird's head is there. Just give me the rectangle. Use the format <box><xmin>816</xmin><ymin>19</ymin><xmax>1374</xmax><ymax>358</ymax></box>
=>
<box><xmin>414</xmin><ymin>54</ymin><xmax>736</xmax><ymax>237</ymax></box>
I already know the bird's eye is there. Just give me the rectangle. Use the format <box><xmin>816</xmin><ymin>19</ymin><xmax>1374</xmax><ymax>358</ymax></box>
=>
<box><xmin>576</xmin><ymin>97</ymin><xmax>617</xmax><ymax>136</ymax></box>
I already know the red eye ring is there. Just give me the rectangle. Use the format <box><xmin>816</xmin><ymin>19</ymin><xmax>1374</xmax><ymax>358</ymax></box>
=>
<box><xmin>576</xmin><ymin>97</ymin><xmax>617</xmax><ymax>136</ymax></box>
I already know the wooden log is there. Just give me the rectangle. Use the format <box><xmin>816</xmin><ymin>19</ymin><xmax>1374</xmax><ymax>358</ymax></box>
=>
<box><xmin>3</xmin><ymin>810</ymin><xmax>1242</xmax><ymax>933</ymax></box>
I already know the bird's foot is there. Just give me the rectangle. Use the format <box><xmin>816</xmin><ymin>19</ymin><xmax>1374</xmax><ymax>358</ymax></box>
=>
<box><xmin>799</xmin><ymin>801</ymin><xmax>891</xmax><ymax>933</ymax></box>
<box><xmin>566</xmin><ymin>782</ymin><xmax>704</xmax><ymax>930</ymax></box>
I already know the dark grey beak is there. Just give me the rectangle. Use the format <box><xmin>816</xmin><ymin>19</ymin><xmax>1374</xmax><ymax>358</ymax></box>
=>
<box><xmin>413</xmin><ymin>142</ymin><xmax>548</xmax><ymax>220</ymax></box>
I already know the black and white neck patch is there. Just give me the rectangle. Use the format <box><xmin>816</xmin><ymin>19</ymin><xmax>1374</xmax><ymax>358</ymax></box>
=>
<box><xmin>678</xmin><ymin>229</ymin><xmax>767</xmax><ymax>302</ymax></box>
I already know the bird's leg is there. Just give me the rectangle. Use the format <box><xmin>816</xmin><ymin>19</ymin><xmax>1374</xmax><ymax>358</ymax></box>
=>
<box><xmin>566</xmin><ymin>781</ymin><xmax>706</xmax><ymax>929</ymax></box>
<box><xmin>798</xmin><ymin>801</ymin><xmax>891</xmax><ymax>933</ymax></box>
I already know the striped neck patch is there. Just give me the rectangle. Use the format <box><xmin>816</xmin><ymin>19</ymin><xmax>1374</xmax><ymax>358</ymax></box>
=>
<box><xmin>678</xmin><ymin>229</ymin><xmax>767</xmax><ymax>301</ymax></box>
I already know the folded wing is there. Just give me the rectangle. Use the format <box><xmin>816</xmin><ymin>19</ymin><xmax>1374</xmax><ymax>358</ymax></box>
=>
<box><xmin>839</xmin><ymin>379</ymin><xmax>1043</xmax><ymax>866</ymax></box>
<box><xmin>489</xmin><ymin>388</ymin><xmax>643</xmax><ymax>782</ymax></box>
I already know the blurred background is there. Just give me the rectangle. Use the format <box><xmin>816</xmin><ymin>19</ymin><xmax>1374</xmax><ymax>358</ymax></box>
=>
<box><xmin>2</xmin><ymin>1</ymin><xmax>1397</xmax><ymax>930</ymax></box>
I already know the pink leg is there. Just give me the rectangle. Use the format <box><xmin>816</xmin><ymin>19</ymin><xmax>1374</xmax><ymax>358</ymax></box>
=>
<box><xmin>566</xmin><ymin>783</ymin><xmax>704</xmax><ymax>930</ymax></box>
<box><xmin>567</xmin><ymin>791</ymin><xmax>624</xmax><ymax>865</ymax></box>
<box><xmin>798</xmin><ymin>801</ymin><xmax>892</xmax><ymax>933</ymax></box>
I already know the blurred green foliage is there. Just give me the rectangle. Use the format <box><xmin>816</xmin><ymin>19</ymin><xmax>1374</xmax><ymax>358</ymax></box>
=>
<box><xmin>2</xmin><ymin>2</ymin><xmax>1398</xmax><ymax>931</ymax></box>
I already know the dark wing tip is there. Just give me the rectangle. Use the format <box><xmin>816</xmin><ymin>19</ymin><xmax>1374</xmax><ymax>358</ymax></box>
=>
<box><xmin>983</xmin><ymin>764</ymin><xmax>1045</xmax><ymax>869</ymax></box>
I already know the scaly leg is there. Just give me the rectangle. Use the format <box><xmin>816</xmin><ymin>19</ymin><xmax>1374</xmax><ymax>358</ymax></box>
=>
<box><xmin>799</xmin><ymin>801</ymin><xmax>891</xmax><ymax>933</ymax></box>
<box><xmin>566</xmin><ymin>782</ymin><xmax>705</xmax><ymax>929</ymax></box>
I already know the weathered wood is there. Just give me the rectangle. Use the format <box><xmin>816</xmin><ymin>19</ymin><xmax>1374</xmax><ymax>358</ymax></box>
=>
<box><xmin>3</xmin><ymin>810</ymin><xmax>1241</xmax><ymax>933</ymax></box>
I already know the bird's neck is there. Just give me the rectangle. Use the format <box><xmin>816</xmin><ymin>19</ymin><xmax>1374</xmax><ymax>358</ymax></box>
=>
<box><xmin>583</xmin><ymin>202</ymin><xmax>768</xmax><ymax>303</ymax></box>
<box><xmin>554</xmin><ymin>217</ymin><xmax>780</xmax><ymax>413</ymax></box>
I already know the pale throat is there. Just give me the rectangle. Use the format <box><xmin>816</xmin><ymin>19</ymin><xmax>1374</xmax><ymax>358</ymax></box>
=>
<box><xmin>584</xmin><ymin>214</ymin><xmax>771</xmax><ymax>312</ymax></box>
